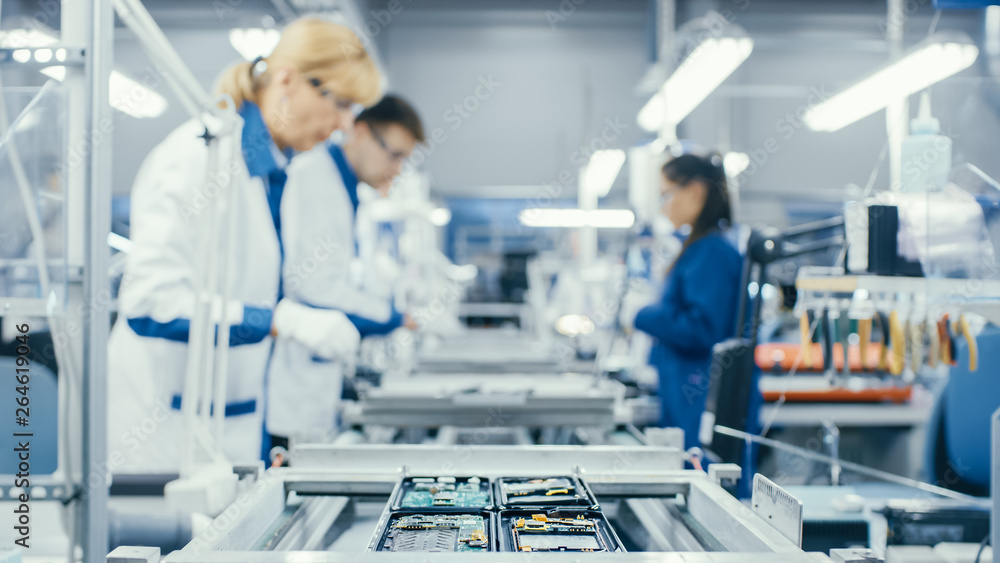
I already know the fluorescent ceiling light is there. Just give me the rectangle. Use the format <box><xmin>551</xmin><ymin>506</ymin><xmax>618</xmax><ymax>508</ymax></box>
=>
<box><xmin>638</xmin><ymin>36</ymin><xmax>753</xmax><ymax>132</ymax></box>
<box><xmin>429</xmin><ymin>207</ymin><xmax>451</xmax><ymax>226</ymax></box>
<box><xmin>581</xmin><ymin>149</ymin><xmax>626</xmax><ymax>198</ymax></box>
<box><xmin>804</xmin><ymin>34</ymin><xmax>978</xmax><ymax>132</ymax></box>
<box><xmin>4</xmin><ymin>27</ymin><xmax>167</xmax><ymax>118</ymax></box>
<box><xmin>519</xmin><ymin>209</ymin><xmax>635</xmax><ymax>229</ymax></box>
<box><xmin>40</xmin><ymin>66</ymin><xmax>168</xmax><ymax>118</ymax></box>
<box><xmin>228</xmin><ymin>28</ymin><xmax>281</xmax><ymax>61</ymax></box>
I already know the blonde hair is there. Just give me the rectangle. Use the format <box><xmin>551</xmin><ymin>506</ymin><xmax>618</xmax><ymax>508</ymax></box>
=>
<box><xmin>215</xmin><ymin>19</ymin><xmax>382</xmax><ymax>109</ymax></box>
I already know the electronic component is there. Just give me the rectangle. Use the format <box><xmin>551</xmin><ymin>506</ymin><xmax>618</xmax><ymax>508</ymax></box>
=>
<box><xmin>496</xmin><ymin>476</ymin><xmax>598</xmax><ymax>508</ymax></box>
<box><xmin>499</xmin><ymin>509</ymin><xmax>623</xmax><ymax>553</ymax></box>
<box><xmin>379</xmin><ymin>513</ymin><xmax>491</xmax><ymax>552</ymax></box>
<box><xmin>394</xmin><ymin>476</ymin><xmax>493</xmax><ymax>510</ymax></box>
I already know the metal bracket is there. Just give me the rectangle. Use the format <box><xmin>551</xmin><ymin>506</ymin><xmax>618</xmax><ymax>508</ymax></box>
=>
<box><xmin>708</xmin><ymin>463</ymin><xmax>742</xmax><ymax>486</ymax></box>
<box><xmin>829</xmin><ymin>548</ymin><xmax>883</xmax><ymax>563</ymax></box>
<box><xmin>0</xmin><ymin>45</ymin><xmax>86</xmax><ymax>66</ymax></box>
<box><xmin>107</xmin><ymin>546</ymin><xmax>160</xmax><ymax>563</ymax></box>
<box><xmin>751</xmin><ymin>474</ymin><xmax>803</xmax><ymax>547</ymax></box>
<box><xmin>0</xmin><ymin>479</ymin><xmax>78</xmax><ymax>504</ymax></box>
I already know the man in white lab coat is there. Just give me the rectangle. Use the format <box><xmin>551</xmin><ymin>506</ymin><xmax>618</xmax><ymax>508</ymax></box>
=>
<box><xmin>267</xmin><ymin>95</ymin><xmax>425</xmax><ymax>448</ymax></box>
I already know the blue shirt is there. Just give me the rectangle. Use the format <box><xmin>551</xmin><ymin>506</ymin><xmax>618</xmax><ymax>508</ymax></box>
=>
<box><xmin>634</xmin><ymin>232</ymin><xmax>743</xmax><ymax>450</ymax></box>
<box><xmin>127</xmin><ymin>102</ymin><xmax>284</xmax><ymax>347</ymax></box>
<box><xmin>326</xmin><ymin>143</ymin><xmax>404</xmax><ymax>337</ymax></box>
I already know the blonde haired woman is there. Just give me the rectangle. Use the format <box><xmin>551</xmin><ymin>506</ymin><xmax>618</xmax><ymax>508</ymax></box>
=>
<box><xmin>108</xmin><ymin>19</ymin><xmax>381</xmax><ymax>472</ymax></box>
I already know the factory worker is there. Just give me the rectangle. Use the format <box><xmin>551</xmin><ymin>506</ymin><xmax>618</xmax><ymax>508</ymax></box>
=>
<box><xmin>267</xmin><ymin>94</ymin><xmax>425</xmax><ymax>446</ymax></box>
<box><xmin>107</xmin><ymin>19</ymin><xmax>381</xmax><ymax>472</ymax></box>
<box><xmin>631</xmin><ymin>154</ymin><xmax>742</xmax><ymax>451</ymax></box>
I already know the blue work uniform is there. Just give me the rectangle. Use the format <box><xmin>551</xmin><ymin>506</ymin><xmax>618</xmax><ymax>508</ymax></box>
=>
<box><xmin>634</xmin><ymin>231</ymin><xmax>743</xmax><ymax>451</ymax></box>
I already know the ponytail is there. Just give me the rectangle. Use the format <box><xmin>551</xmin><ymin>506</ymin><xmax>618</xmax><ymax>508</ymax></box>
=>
<box><xmin>215</xmin><ymin>60</ymin><xmax>258</xmax><ymax>108</ymax></box>
<box><xmin>213</xmin><ymin>19</ymin><xmax>381</xmax><ymax>110</ymax></box>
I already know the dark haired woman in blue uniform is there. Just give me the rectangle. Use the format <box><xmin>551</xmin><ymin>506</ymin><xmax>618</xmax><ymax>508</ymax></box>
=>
<box><xmin>633</xmin><ymin>154</ymin><xmax>743</xmax><ymax>451</ymax></box>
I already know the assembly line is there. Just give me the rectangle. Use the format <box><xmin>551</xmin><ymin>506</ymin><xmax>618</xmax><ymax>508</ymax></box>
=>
<box><xmin>0</xmin><ymin>0</ymin><xmax>999</xmax><ymax>562</ymax></box>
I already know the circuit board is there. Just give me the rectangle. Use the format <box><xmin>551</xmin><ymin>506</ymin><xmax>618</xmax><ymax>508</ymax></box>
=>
<box><xmin>400</xmin><ymin>476</ymin><xmax>491</xmax><ymax>509</ymax></box>
<box><xmin>381</xmin><ymin>513</ymin><xmax>490</xmax><ymax>552</ymax></box>
<box><xmin>499</xmin><ymin>477</ymin><xmax>592</xmax><ymax>506</ymax></box>
<box><xmin>511</xmin><ymin>513</ymin><xmax>608</xmax><ymax>552</ymax></box>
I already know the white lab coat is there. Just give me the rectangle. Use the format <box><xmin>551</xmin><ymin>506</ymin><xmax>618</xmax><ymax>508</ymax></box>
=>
<box><xmin>108</xmin><ymin>115</ymin><xmax>281</xmax><ymax>472</ymax></box>
<box><xmin>266</xmin><ymin>145</ymin><xmax>393</xmax><ymax>440</ymax></box>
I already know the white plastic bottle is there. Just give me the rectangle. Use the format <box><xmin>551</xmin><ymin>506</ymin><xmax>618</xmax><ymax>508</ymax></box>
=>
<box><xmin>900</xmin><ymin>92</ymin><xmax>952</xmax><ymax>193</ymax></box>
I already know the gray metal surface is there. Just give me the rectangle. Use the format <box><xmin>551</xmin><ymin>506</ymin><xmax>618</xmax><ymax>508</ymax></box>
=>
<box><xmin>268</xmin><ymin>496</ymin><xmax>354</xmax><ymax>551</ymax></box>
<box><xmin>347</xmin><ymin>373</ymin><xmax>622</xmax><ymax>428</ymax></box>
<box><xmin>183</xmin><ymin>474</ymin><xmax>287</xmax><ymax>553</ymax></box>
<box><xmin>993</xmin><ymin>406</ymin><xmax>999</xmax><ymax>558</ymax></box>
<box><xmin>686</xmin><ymin>479</ymin><xmax>806</xmax><ymax>554</ymax></box>
<box><xmin>617</xmin><ymin>498</ymin><xmax>708</xmax><ymax>552</ymax></box>
<box><xmin>291</xmin><ymin>444</ymin><xmax>684</xmax><ymax>475</ymax></box>
<box><xmin>751</xmin><ymin>475</ymin><xmax>803</xmax><ymax>547</ymax></box>
<box><xmin>160</xmin><ymin>552</ymin><xmax>833</xmax><ymax>562</ymax></box>
<box><xmin>108</xmin><ymin>546</ymin><xmax>161</xmax><ymax>563</ymax></box>
<box><xmin>75</xmin><ymin>0</ymin><xmax>114</xmax><ymax>558</ymax></box>
<box><xmin>149</xmin><ymin>445</ymin><xmax>833</xmax><ymax>561</ymax></box>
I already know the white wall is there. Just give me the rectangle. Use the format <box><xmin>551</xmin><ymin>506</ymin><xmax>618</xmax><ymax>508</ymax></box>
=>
<box><xmin>378</xmin><ymin>10</ymin><xmax>649</xmax><ymax>199</ymax></box>
<box><xmin>111</xmin><ymin>28</ymin><xmax>245</xmax><ymax>197</ymax></box>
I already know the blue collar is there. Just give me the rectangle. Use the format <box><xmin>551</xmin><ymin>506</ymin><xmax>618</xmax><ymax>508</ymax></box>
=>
<box><xmin>328</xmin><ymin>143</ymin><xmax>360</xmax><ymax>215</ymax></box>
<box><xmin>239</xmin><ymin>101</ymin><xmax>289</xmax><ymax>179</ymax></box>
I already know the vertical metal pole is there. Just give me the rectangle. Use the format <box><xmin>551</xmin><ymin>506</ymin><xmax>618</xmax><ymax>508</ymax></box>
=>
<box><xmin>992</xmin><ymin>406</ymin><xmax>999</xmax><ymax>556</ymax></box>
<box><xmin>578</xmin><ymin>170</ymin><xmax>597</xmax><ymax>268</ymax></box>
<box><xmin>886</xmin><ymin>0</ymin><xmax>908</xmax><ymax>192</ymax></box>
<box><xmin>84</xmin><ymin>0</ymin><xmax>113</xmax><ymax>558</ymax></box>
<box><xmin>657</xmin><ymin>0</ymin><xmax>678</xmax><ymax>145</ymax></box>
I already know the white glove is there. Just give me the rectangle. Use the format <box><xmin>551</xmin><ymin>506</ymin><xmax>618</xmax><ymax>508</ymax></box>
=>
<box><xmin>273</xmin><ymin>300</ymin><xmax>361</xmax><ymax>361</ymax></box>
<box><xmin>619</xmin><ymin>285</ymin><xmax>655</xmax><ymax>333</ymax></box>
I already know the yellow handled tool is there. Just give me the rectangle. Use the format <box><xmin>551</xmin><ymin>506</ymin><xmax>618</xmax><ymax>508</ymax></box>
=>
<box><xmin>958</xmin><ymin>315</ymin><xmax>978</xmax><ymax>372</ymax></box>
<box><xmin>889</xmin><ymin>310</ymin><xmax>905</xmax><ymax>376</ymax></box>
<box><xmin>927</xmin><ymin>320</ymin><xmax>939</xmax><ymax>369</ymax></box>
<box><xmin>858</xmin><ymin>318</ymin><xmax>872</xmax><ymax>371</ymax></box>
<box><xmin>800</xmin><ymin>313</ymin><xmax>813</xmax><ymax>369</ymax></box>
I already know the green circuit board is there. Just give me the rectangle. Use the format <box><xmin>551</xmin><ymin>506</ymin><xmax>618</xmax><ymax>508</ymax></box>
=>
<box><xmin>382</xmin><ymin>514</ymin><xmax>489</xmax><ymax>552</ymax></box>
<box><xmin>400</xmin><ymin>477</ymin><xmax>491</xmax><ymax>508</ymax></box>
<box><xmin>512</xmin><ymin>514</ymin><xmax>607</xmax><ymax>552</ymax></box>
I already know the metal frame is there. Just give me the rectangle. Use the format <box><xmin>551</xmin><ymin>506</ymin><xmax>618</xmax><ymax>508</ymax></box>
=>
<box><xmin>56</xmin><ymin>0</ymin><xmax>113</xmax><ymax>559</ymax></box>
<box><xmin>345</xmin><ymin>373</ymin><xmax>623</xmax><ymax>428</ymax></box>
<box><xmin>105</xmin><ymin>445</ymin><xmax>840</xmax><ymax>562</ymax></box>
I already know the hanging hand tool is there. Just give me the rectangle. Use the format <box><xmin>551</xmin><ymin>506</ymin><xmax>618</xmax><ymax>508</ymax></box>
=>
<box><xmin>876</xmin><ymin>312</ymin><xmax>890</xmax><ymax>372</ymax></box>
<box><xmin>938</xmin><ymin>314</ymin><xmax>955</xmax><ymax>366</ymax></box>
<box><xmin>957</xmin><ymin>314</ymin><xmax>978</xmax><ymax>372</ymax></box>
<box><xmin>889</xmin><ymin>310</ymin><xmax>905</xmax><ymax>377</ymax></box>
<box><xmin>800</xmin><ymin>311</ymin><xmax>814</xmax><ymax>370</ymax></box>
<box><xmin>858</xmin><ymin>317</ymin><xmax>872</xmax><ymax>371</ymax></box>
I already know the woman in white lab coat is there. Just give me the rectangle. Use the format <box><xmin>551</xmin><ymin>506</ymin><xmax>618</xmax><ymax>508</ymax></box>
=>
<box><xmin>107</xmin><ymin>19</ymin><xmax>381</xmax><ymax>472</ymax></box>
<box><xmin>267</xmin><ymin>95</ymin><xmax>425</xmax><ymax>444</ymax></box>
